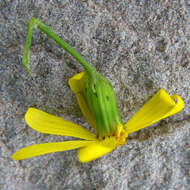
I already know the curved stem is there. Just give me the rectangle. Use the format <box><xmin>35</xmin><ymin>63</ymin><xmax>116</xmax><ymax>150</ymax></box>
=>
<box><xmin>22</xmin><ymin>17</ymin><xmax>95</xmax><ymax>75</ymax></box>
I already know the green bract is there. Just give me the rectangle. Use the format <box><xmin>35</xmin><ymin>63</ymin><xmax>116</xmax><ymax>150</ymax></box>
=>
<box><xmin>85</xmin><ymin>71</ymin><xmax>122</xmax><ymax>138</ymax></box>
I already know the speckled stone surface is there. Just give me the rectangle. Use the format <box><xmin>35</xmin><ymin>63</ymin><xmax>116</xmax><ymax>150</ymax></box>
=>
<box><xmin>0</xmin><ymin>0</ymin><xmax>190</xmax><ymax>190</ymax></box>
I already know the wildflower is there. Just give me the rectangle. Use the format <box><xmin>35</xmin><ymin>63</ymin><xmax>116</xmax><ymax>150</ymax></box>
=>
<box><xmin>11</xmin><ymin>71</ymin><xmax>184</xmax><ymax>162</ymax></box>
<box><xmin>11</xmin><ymin>18</ymin><xmax>184</xmax><ymax>162</ymax></box>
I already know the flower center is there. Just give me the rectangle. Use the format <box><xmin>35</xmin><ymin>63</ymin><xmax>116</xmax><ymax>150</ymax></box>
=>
<box><xmin>114</xmin><ymin>123</ymin><xmax>128</xmax><ymax>147</ymax></box>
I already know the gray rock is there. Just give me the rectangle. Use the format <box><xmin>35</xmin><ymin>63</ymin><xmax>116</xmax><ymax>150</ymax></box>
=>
<box><xmin>0</xmin><ymin>0</ymin><xmax>190</xmax><ymax>189</ymax></box>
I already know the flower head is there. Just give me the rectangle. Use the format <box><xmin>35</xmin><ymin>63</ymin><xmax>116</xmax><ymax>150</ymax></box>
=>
<box><xmin>12</xmin><ymin>71</ymin><xmax>184</xmax><ymax>162</ymax></box>
<box><xmin>12</xmin><ymin>18</ymin><xmax>184</xmax><ymax>162</ymax></box>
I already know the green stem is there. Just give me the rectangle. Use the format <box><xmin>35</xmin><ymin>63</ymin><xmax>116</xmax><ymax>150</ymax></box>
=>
<box><xmin>22</xmin><ymin>17</ymin><xmax>95</xmax><ymax>75</ymax></box>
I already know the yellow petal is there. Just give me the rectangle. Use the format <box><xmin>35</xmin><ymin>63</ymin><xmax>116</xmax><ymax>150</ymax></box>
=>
<box><xmin>25</xmin><ymin>108</ymin><xmax>96</xmax><ymax>140</ymax></box>
<box><xmin>164</xmin><ymin>94</ymin><xmax>184</xmax><ymax>117</ymax></box>
<box><xmin>68</xmin><ymin>71</ymin><xmax>87</xmax><ymax>94</ymax></box>
<box><xmin>77</xmin><ymin>137</ymin><xmax>117</xmax><ymax>163</ymax></box>
<box><xmin>68</xmin><ymin>72</ymin><xmax>97</xmax><ymax>130</ymax></box>
<box><xmin>12</xmin><ymin>140</ymin><xmax>94</xmax><ymax>160</ymax></box>
<box><xmin>125</xmin><ymin>89</ymin><xmax>184</xmax><ymax>133</ymax></box>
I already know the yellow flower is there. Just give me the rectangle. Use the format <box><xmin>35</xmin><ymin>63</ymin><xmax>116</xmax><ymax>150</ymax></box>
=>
<box><xmin>11</xmin><ymin>72</ymin><xmax>184</xmax><ymax>162</ymax></box>
<box><xmin>13</xmin><ymin>18</ymin><xmax>184</xmax><ymax>163</ymax></box>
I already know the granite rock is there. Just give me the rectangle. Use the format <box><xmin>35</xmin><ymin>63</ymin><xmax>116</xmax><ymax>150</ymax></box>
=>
<box><xmin>0</xmin><ymin>0</ymin><xmax>190</xmax><ymax>189</ymax></box>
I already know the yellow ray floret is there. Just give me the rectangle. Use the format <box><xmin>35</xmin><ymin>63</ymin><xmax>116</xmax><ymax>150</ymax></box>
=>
<box><xmin>68</xmin><ymin>71</ymin><xmax>97</xmax><ymax>130</ymax></box>
<box><xmin>25</xmin><ymin>108</ymin><xmax>96</xmax><ymax>140</ymax></box>
<box><xmin>78</xmin><ymin>137</ymin><xmax>117</xmax><ymax>163</ymax></box>
<box><xmin>125</xmin><ymin>89</ymin><xmax>184</xmax><ymax>133</ymax></box>
<box><xmin>12</xmin><ymin>140</ymin><xmax>94</xmax><ymax>160</ymax></box>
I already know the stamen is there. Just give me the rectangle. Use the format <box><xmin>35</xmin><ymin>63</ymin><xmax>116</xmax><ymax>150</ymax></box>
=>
<box><xmin>114</xmin><ymin>123</ymin><xmax>128</xmax><ymax>147</ymax></box>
